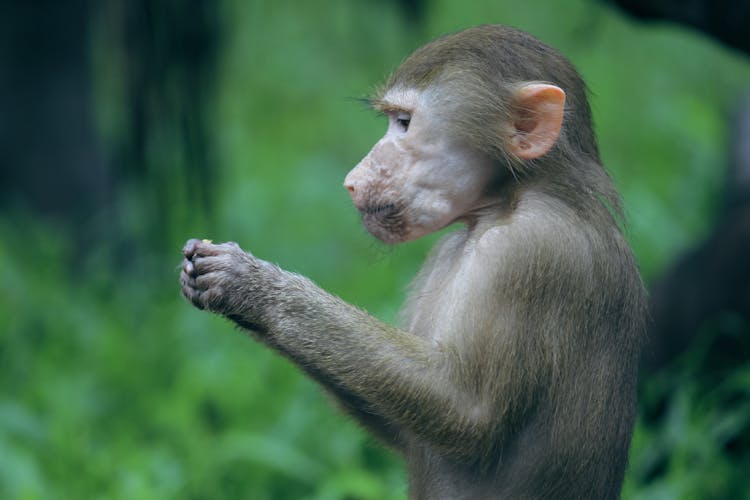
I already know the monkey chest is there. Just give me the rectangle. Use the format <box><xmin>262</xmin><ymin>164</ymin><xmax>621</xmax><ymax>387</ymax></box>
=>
<box><xmin>403</xmin><ymin>252</ymin><xmax>498</xmax><ymax>343</ymax></box>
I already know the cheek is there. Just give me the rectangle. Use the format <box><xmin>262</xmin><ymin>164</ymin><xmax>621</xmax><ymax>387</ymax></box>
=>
<box><xmin>406</xmin><ymin>150</ymin><xmax>494</xmax><ymax>229</ymax></box>
<box><xmin>345</xmin><ymin>132</ymin><xmax>495</xmax><ymax>242</ymax></box>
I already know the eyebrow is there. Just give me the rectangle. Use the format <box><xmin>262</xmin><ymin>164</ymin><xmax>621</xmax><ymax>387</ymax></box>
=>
<box><xmin>368</xmin><ymin>98</ymin><xmax>412</xmax><ymax>115</ymax></box>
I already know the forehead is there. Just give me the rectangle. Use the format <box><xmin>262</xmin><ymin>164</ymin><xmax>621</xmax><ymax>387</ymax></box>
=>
<box><xmin>372</xmin><ymin>86</ymin><xmax>433</xmax><ymax>115</ymax></box>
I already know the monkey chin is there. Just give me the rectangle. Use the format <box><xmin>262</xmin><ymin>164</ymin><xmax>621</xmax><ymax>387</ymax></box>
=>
<box><xmin>359</xmin><ymin>204</ymin><xmax>410</xmax><ymax>244</ymax></box>
<box><xmin>362</xmin><ymin>217</ymin><xmax>407</xmax><ymax>244</ymax></box>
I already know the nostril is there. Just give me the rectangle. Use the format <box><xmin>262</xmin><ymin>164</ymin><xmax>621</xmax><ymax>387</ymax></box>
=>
<box><xmin>344</xmin><ymin>183</ymin><xmax>355</xmax><ymax>194</ymax></box>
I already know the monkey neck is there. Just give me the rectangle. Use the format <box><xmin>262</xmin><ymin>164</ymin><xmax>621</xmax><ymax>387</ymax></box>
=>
<box><xmin>458</xmin><ymin>177</ymin><xmax>521</xmax><ymax>230</ymax></box>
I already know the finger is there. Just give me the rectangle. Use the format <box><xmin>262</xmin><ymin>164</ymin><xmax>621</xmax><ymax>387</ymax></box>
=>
<box><xmin>198</xmin><ymin>285</ymin><xmax>226</xmax><ymax>311</ymax></box>
<box><xmin>182</xmin><ymin>238</ymin><xmax>202</xmax><ymax>259</ymax></box>
<box><xmin>195</xmin><ymin>240</ymin><xmax>247</xmax><ymax>257</ymax></box>
<box><xmin>195</xmin><ymin>271</ymin><xmax>225</xmax><ymax>290</ymax></box>
<box><xmin>180</xmin><ymin>278</ymin><xmax>204</xmax><ymax>310</ymax></box>
<box><xmin>180</xmin><ymin>268</ymin><xmax>198</xmax><ymax>290</ymax></box>
<box><xmin>183</xmin><ymin>275</ymin><xmax>224</xmax><ymax>311</ymax></box>
<box><xmin>180</xmin><ymin>266</ymin><xmax>190</xmax><ymax>284</ymax></box>
<box><xmin>182</xmin><ymin>258</ymin><xmax>197</xmax><ymax>277</ymax></box>
<box><xmin>192</xmin><ymin>254</ymin><xmax>234</xmax><ymax>275</ymax></box>
<box><xmin>193</xmin><ymin>241</ymin><xmax>224</xmax><ymax>258</ymax></box>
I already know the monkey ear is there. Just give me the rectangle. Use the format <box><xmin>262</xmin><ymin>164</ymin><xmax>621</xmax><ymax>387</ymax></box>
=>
<box><xmin>508</xmin><ymin>83</ymin><xmax>566</xmax><ymax>160</ymax></box>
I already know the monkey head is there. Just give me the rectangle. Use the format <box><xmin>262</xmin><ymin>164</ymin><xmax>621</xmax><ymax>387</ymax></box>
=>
<box><xmin>344</xmin><ymin>26</ymin><xmax>567</xmax><ymax>244</ymax></box>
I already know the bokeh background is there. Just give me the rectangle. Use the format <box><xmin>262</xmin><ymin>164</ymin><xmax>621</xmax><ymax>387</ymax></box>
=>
<box><xmin>1</xmin><ymin>0</ymin><xmax>749</xmax><ymax>498</ymax></box>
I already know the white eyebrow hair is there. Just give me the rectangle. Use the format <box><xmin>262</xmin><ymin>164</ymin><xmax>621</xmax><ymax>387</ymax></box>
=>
<box><xmin>373</xmin><ymin>86</ymin><xmax>421</xmax><ymax>113</ymax></box>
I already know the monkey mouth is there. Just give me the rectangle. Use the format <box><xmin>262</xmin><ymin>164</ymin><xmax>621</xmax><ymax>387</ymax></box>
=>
<box><xmin>358</xmin><ymin>203</ymin><xmax>407</xmax><ymax>243</ymax></box>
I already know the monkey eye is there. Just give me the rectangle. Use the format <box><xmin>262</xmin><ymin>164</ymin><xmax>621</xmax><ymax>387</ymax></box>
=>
<box><xmin>393</xmin><ymin>113</ymin><xmax>411</xmax><ymax>132</ymax></box>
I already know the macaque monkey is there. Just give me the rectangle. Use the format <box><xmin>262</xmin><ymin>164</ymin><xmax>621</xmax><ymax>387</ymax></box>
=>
<box><xmin>181</xmin><ymin>25</ymin><xmax>645</xmax><ymax>499</ymax></box>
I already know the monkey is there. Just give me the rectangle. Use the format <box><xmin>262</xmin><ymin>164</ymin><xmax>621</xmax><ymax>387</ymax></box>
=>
<box><xmin>180</xmin><ymin>25</ymin><xmax>646</xmax><ymax>499</ymax></box>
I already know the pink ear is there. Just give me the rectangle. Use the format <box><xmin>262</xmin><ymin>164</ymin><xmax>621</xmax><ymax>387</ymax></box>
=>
<box><xmin>508</xmin><ymin>84</ymin><xmax>566</xmax><ymax>160</ymax></box>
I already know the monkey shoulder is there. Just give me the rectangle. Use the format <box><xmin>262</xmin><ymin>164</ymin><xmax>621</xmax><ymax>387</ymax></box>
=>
<box><xmin>471</xmin><ymin>194</ymin><xmax>610</xmax><ymax>288</ymax></box>
<box><xmin>473</xmin><ymin>197</ymin><xmax>584</xmax><ymax>258</ymax></box>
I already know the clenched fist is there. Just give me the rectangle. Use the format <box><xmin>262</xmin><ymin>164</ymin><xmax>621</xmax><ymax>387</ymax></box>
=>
<box><xmin>180</xmin><ymin>238</ymin><xmax>284</xmax><ymax>331</ymax></box>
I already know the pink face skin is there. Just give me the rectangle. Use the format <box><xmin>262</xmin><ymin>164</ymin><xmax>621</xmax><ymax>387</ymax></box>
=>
<box><xmin>344</xmin><ymin>87</ymin><xmax>497</xmax><ymax>244</ymax></box>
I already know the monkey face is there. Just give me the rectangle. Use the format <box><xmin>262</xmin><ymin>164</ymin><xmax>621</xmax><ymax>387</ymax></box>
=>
<box><xmin>344</xmin><ymin>86</ymin><xmax>496</xmax><ymax>244</ymax></box>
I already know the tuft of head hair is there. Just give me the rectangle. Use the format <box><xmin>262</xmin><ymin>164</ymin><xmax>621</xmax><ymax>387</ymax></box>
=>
<box><xmin>376</xmin><ymin>25</ymin><xmax>600</xmax><ymax>169</ymax></box>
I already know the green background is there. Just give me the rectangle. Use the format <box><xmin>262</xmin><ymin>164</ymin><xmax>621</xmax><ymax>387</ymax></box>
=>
<box><xmin>2</xmin><ymin>0</ymin><xmax>749</xmax><ymax>498</ymax></box>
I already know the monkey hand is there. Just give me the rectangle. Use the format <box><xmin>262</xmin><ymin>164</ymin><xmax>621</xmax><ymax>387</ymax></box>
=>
<box><xmin>180</xmin><ymin>238</ymin><xmax>281</xmax><ymax>329</ymax></box>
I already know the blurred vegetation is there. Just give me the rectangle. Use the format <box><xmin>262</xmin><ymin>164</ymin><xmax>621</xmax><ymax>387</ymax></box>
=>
<box><xmin>1</xmin><ymin>0</ymin><xmax>749</xmax><ymax>498</ymax></box>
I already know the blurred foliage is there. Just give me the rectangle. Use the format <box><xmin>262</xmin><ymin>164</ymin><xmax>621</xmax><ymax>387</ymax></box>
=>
<box><xmin>1</xmin><ymin>0</ymin><xmax>750</xmax><ymax>498</ymax></box>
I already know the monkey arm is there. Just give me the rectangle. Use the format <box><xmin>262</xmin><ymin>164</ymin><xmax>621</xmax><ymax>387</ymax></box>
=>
<box><xmin>181</xmin><ymin>238</ymin><xmax>551</xmax><ymax>461</ymax></box>
<box><xmin>242</xmin><ymin>272</ymin><xmax>512</xmax><ymax>460</ymax></box>
<box><xmin>295</xmin><ymin>364</ymin><xmax>405</xmax><ymax>448</ymax></box>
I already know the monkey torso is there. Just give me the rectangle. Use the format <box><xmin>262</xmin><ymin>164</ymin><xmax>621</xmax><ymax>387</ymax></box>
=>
<box><xmin>399</xmin><ymin>189</ymin><xmax>643</xmax><ymax>500</ymax></box>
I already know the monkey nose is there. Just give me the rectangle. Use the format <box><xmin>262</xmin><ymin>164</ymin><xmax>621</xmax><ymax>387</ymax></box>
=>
<box><xmin>344</xmin><ymin>166</ymin><xmax>366</xmax><ymax>200</ymax></box>
<box><xmin>343</xmin><ymin>172</ymin><xmax>358</xmax><ymax>194</ymax></box>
